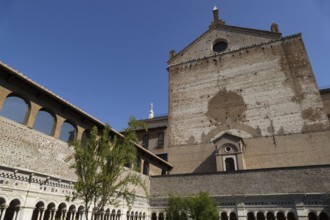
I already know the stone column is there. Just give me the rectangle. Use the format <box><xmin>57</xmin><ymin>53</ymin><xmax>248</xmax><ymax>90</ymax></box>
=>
<box><xmin>51</xmin><ymin>209</ymin><xmax>57</xmax><ymax>220</ymax></box>
<box><xmin>0</xmin><ymin>87</ymin><xmax>11</xmax><ymax>112</ymax></box>
<box><xmin>0</xmin><ymin>206</ymin><xmax>8</xmax><ymax>220</ymax></box>
<box><xmin>40</xmin><ymin>209</ymin><xmax>45</xmax><ymax>220</ymax></box>
<box><xmin>72</xmin><ymin>211</ymin><xmax>77</xmax><ymax>220</ymax></box>
<box><xmin>36</xmin><ymin>209</ymin><xmax>41</xmax><ymax>220</ymax></box>
<box><xmin>13</xmin><ymin>210</ymin><xmax>18</xmax><ymax>220</ymax></box>
<box><xmin>76</xmin><ymin>126</ymin><xmax>84</xmax><ymax>141</ymax></box>
<box><xmin>53</xmin><ymin>116</ymin><xmax>65</xmax><ymax>139</ymax></box>
<box><xmin>63</xmin><ymin>210</ymin><xmax>68</xmax><ymax>220</ymax></box>
<box><xmin>88</xmin><ymin>210</ymin><xmax>93</xmax><ymax>220</ymax></box>
<box><xmin>13</xmin><ymin>208</ymin><xmax>21</xmax><ymax>220</ymax></box>
<box><xmin>26</xmin><ymin>102</ymin><xmax>41</xmax><ymax>128</ymax></box>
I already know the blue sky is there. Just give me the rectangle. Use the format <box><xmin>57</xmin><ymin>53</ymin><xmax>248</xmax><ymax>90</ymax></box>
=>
<box><xmin>0</xmin><ymin>1</ymin><xmax>329</xmax><ymax>130</ymax></box>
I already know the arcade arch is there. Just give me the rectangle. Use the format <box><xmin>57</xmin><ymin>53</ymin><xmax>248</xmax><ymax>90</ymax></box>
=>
<box><xmin>0</xmin><ymin>94</ymin><xmax>29</xmax><ymax>124</ymax></box>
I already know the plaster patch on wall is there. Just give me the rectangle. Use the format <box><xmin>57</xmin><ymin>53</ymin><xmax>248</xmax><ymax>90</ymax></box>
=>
<box><xmin>202</xmin><ymin>90</ymin><xmax>258</xmax><ymax>142</ymax></box>
<box><xmin>206</xmin><ymin>89</ymin><xmax>246</xmax><ymax>123</ymax></box>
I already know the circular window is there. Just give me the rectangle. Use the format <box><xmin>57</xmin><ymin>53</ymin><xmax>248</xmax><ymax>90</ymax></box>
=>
<box><xmin>225</xmin><ymin>146</ymin><xmax>231</xmax><ymax>152</ymax></box>
<box><xmin>213</xmin><ymin>41</ymin><xmax>228</xmax><ymax>53</ymax></box>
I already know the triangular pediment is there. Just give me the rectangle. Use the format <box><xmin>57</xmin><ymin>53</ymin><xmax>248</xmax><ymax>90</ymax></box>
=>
<box><xmin>211</xmin><ymin>132</ymin><xmax>245</xmax><ymax>154</ymax></box>
<box><xmin>211</xmin><ymin>132</ymin><xmax>244</xmax><ymax>145</ymax></box>
<box><xmin>168</xmin><ymin>24</ymin><xmax>282</xmax><ymax>66</ymax></box>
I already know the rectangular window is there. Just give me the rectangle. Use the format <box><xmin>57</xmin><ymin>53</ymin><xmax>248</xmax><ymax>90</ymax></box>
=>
<box><xmin>142</xmin><ymin>134</ymin><xmax>149</xmax><ymax>148</ymax></box>
<box><xmin>223</xmin><ymin>156</ymin><xmax>237</xmax><ymax>171</ymax></box>
<box><xmin>157</xmin><ymin>132</ymin><xmax>164</xmax><ymax>147</ymax></box>
<box><xmin>156</xmin><ymin>153</ymin><xmax>168</xmax><ymax>161</ymax></box>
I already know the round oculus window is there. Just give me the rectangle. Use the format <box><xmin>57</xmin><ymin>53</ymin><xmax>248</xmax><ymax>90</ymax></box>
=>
<box><xmin>213</xmin><ymin>41</ymin><xmax>228</xmax><ymax>53</ymax></box>
<box><xmin>225</xmin><ymin>146</ymin><xmax>231</xmax><ymax>152</ymax></box>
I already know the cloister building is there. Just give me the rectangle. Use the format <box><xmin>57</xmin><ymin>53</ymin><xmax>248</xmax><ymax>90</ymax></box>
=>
<box><xmin>0</xmin><ymin>7</ymin><xmax>330</xmax><ymax>220</ymax></box>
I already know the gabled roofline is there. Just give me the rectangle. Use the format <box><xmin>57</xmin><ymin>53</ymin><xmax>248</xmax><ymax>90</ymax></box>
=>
<box><xmin>168</xmin><ymin>24</ymin><xmax>282</xmax><ymax>64</ymax></box>
<box><xmin>168</xmin><ymin>33</ymin><xmax>302</xmax><ymax>69</ymax></box>
<box><xmin>210</xmin><ymin>132</ymin><xmax>245</xmax><ymax>145</ymax></box>
<box><xmin>0</xmin><ymin>60</ymin><xmax>173</xmax><ymax>171</ymax></box>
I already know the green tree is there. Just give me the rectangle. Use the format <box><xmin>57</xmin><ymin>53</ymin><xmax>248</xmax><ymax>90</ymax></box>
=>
<box><xmin>68</xmin><ymin>117</ymin><xmax>145</xmax><ymax>220</ymax></box>
<box><xmin>166</xmin><ymin>192</ymin><xmax>219</xmax><ymax>220</ymax></box>
<box><xmin>166</xmin><ymin>194</ymin><xmax>187</xmax><ymax>220</ymax></box>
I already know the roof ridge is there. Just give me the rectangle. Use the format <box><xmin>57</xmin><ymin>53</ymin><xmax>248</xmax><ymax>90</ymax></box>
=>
<box><xmin>168</xmin><ymin>33</ymin><xmax>302</xmax><ymax>68</ymax></box>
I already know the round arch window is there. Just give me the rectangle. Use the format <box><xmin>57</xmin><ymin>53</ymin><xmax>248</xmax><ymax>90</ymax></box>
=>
<box><xmin>213</xmin><ymin>41</ymin><xmax>228</xmax><ymax>53</ymax></box>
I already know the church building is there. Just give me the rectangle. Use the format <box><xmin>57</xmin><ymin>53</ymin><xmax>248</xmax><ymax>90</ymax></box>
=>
<box><xmin>0</xmin><ymin>7</ymin><xmax>329</xmax><ymax>220</ymax></box>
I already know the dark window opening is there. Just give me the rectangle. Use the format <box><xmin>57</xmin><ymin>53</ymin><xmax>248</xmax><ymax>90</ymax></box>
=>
<box><xmin>4</xmin><ymin>199</ymin><xmax>21</xmax><ymax>220</ymax></box>
<box><xmin>157</xmin><ymin>132</ymin><xmax>164</xmax><ymax>147</ymax></box>
<box><xmin>142</xmin><ymin>134</ymin><xmax>149</xmax><ymax>148</ymax></box>
<box><xmin>213</xmin><ymin>41</ymin><xmax>228</xmax><ymax>53</ymax></box>
<box><xmin>143</xmin><ymin>161</ymin><xmax>149</xmax><ymax>175</ymax></box>
<box><xmin>230</xmin><ymin>213</ymin><xmax>237</xmax><ymax>220</ymax></box>
<box><xmin>287</xmin><ymin>212</ymin><xmax>296</xmax><ymax>220</ymax></box>
<box><xmin>257</xmin><ymin>213</ymin><xmax>265</xmax><ymax>220</ymax></box>
<box><xmin>225</xmin><ymin>158</ymin><xmax>236</xmax><ymax>171</ymax></box>
<box><xmin>320</xmin><ymin>212</ymin><xmax>329</xmax><ymax>220</ymax></box>
<box><xmin>277</xmin><ymin>213</ymin><xmax>285</xmax><ymax>220</ymax></box>
<box><xmin>267</xmin><ymin>213</ymin><xmax>275</xmax><ymax>220</ymax></box>
<box><xmin>156</xmin><ymin>153</ymin><xmax>168</xmax><ymax>161</ymax></box>
<box><xmin>136</xmin><ymin>156</ymin><xmax>141</xmax><ymax>171</ymax></box>
<box><xmin>221</xmin><ymin>212</ymin><xmax>228</xmax><ymax>220</ymax></box>
<box><xmin>248</xmin><ymin>212</ymin><xmax>255</xmax><ymax>220</ymax></box>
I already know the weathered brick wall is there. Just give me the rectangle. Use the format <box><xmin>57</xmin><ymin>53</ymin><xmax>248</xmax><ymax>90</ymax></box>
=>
<box><xmin>243</xmin><ymin>131</ymin><xmax>330</xmax><ymax>169</ymax></box>
<box><xmin>168</xmin><ymin>36</ymin><xmax>329</xmax><ymax>147</ymax></box>
<box><xmin>167</xmin><ymin>130</ymin><xmax>330</xmax><ymax>174</ymax></box>
<box><xmin>150</xmin><ymin>166</ymin><xmax>330</xmax><ymax>198</ymax></box>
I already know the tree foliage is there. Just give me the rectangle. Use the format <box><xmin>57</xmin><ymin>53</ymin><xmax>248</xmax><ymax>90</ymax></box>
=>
<box><xmin>68</xmin><ymin>117</ymin><xmax>145</xmax><ymax>220</ymax></box>
<box><xmin>166</xmin><ymin>192</ymin><xmax>219</xmax><ymax>220</ymax></box>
